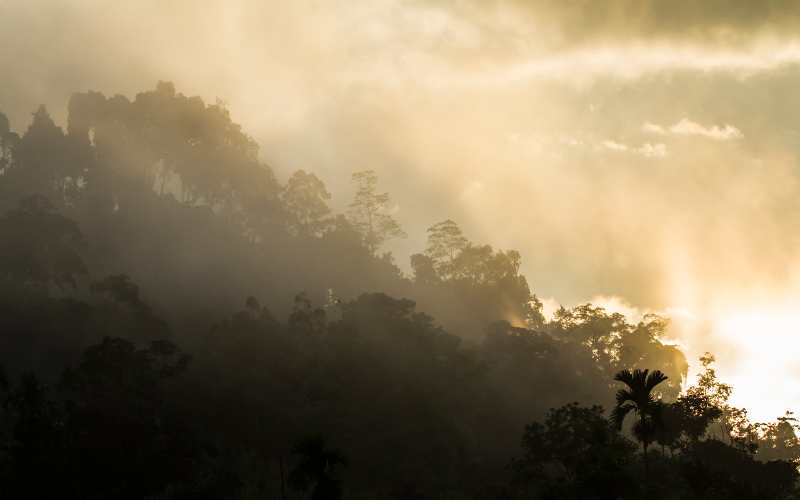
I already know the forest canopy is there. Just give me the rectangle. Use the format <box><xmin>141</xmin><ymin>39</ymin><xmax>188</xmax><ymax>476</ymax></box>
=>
<box><xmin>0</xmin><ymin>83</ymin><xmax>798</xmax><ymax>499</ymax></box>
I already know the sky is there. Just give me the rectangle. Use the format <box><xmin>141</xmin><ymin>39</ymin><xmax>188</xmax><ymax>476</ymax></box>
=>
<box><xmin>3</xmin><ymin>0</ymin><xmax>800</xmax><ymax>420</ymax></box>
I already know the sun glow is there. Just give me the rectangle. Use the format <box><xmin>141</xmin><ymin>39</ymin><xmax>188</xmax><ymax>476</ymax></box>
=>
<box><xmin>703</xmin><ymin>301</ymin><xmax>800</xmax><ymax>422</ymax></box>
<box><xmin>659</xmin><ymin>294</ymin><xmax>800</xmax><ymax>423</ymax></box>
<box><xmin>565</xmin><ymin>289</ymin><xmax>800</xmax><ymax>423</ymax></box>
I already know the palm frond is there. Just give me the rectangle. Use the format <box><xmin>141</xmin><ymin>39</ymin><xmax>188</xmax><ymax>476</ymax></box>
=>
<box><xmin>611</xmin><ymin>402</ymin><xmax>634</xmax><ymax>429</ymax></box>
<box><xmin>615</xmin><ymin>388</ymin><xmax>635</xmax><ymax>407</ymax></box>
<box><xmin>614</xmin><ymin>368</ymin><xmax>635</xmax><ymax>385</ymax></box>
<box><xmin>645</xmin><ymin>369</ymin><xmax>668</xmax><ymax>392</ymax></box>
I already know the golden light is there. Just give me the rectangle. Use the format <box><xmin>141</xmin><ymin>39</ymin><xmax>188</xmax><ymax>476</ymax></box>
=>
<box><xmin>705</xmin><ymin>300</ymin><xmax>800</xmax><ymax>422</ymax></box>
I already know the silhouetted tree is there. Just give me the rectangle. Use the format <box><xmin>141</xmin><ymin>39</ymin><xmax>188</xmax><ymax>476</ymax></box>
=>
<box><xmin>553</xmin><ymin>308</ymin><xmax>686</xmax><ymax>398</ymax></box>
<box><xmin>683</xmin><ymin>438</ymin><xmax>799</xmax><ymax>500</ymax></box>
<box><xmin>7</xmin><ymin>106</ymin><xmax>82</xmax><ymax>206</ymax></box>
<box><xmin>756</xmin><ymin>412</ymin><xmax>800</xmax><ymax>463</ymax></box>
<box><xmin>282</xmin><ymin>169</ymin><xmax>332</xmax><ymax>236</ymax></box>
<box><xmin>347</xmin><ymin>170</ymin><xmax>405</xmax><ymax>253</ymax></box>
<box><xmin>611</xmin><ymin>368</ymin><xmax>668</xmax><ymax>475</ymax></box>
<box><xmin>674</xmin><ymin>392</ymin><xmax>723</xmax><ymax>443</ymax></box>
<box><xmin>513</xmin><ymin>403</ymin><xmax>637</xmax><ymax>499</ymax></box>
<box><xmin>0</xmin><ymin>112</ymin><xmax>19</xmax><ymax>178</ymax></box>
<box><xmin>59</xmin><ymin>337</ymin><xmax>192</xmax><ymax>498</ymax></box>
<box><xmin>288</xmin><ymin>292</ymin><xmax>327</xmax><ymax>336</ymax></box>
<box><xmin>425</xmin><ymin>219</ymin><xmax>468</xmax><ymax>277</ymax></box>
<box><xmin>0</xmin><ymin>195</ymin><xmax>87</xmax><ymax>289</ymax></box>
<box><xmin>410</xmin><ymin>252</ymin><xmax>439</xmax><ymax>284</ymax></box>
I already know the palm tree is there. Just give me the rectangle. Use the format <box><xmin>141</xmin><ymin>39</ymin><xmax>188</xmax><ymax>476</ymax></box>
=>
<box><xmin>611</xmin><ymin>368</ymin><xmax>668</xmax><ymax>474</ymax></box>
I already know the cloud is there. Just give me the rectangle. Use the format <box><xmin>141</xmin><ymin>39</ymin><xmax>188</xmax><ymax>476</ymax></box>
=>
<box><xmin>638</xmin><ymin>142</ymin><xmax>667</xmax><ymax>158</ymax></box>
<box><xmin>0</xmin><ymin>1</ymin><xmax>792</xmax><ymax>312</ymax></box>
<box><xmin>539</xmin><ymin>297</ymin><xmax>561</xmax><ymax>321</ymax></box>
<box><xmin>602</xmin><ymin>140</ymin><xmax>667</xmax><ymax>158</ymax></box>
<box><xmin>603</xmin><ymin>140</ymin><xmax>629</xmax><ymax>152</ymax></box>
<box><xmin>643</xmin><ymin>119</ymin><xmax>743</xmax><ymax>140</ymax></box>
<box><xmin>459</xmin><ymin>180</ymin><xmax>485</xmax><ymax>201</ymax></box>
<box><xmin>643</xmin><ymin>122</ymin><xmax>668</xmax><ymax>135</ymax></box>
<box><xmin>670</xmin><ymin>119</ymin><xmax>743</xmax><ymax>140</ymax></box>
<box><xmin>4</xmin><ymin>2</ymin><xmax>800</xmax><ymax>417</ymax></box>
<box><xmin>589</xmin><ymin>295</ymin><xmax>646</xmax><ymax>322</ymax></box>
<box><xmin>462</xmin><ymin>0</ymin><xmax>800</xmax><ymax>49</ymax></box>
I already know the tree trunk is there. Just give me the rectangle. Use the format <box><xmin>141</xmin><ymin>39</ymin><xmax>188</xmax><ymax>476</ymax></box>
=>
<box><xmin>279</xmin><ymin>456</ymin><xmax>287</xmax><ymax>500</ymax></box>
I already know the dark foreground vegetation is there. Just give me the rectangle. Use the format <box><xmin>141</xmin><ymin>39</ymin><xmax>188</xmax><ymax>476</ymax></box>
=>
<box><xmin>0</xmin><ymin>83</ymin><xmax>798</xmax><ymax>499</ymax></box>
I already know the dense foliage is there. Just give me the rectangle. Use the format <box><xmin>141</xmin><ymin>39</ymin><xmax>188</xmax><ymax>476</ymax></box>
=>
<box><xmin>0</xmin><ymin>83</ymin><xmax>797</xmax><ymax>499</ymax></box>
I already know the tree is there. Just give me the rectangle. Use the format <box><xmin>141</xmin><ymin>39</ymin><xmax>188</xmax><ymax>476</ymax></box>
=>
<box><xmin>673</xmin><ymin>392</ymin><xmax>723</xmax><ymax>443</ymax></box>
<box><xmin>553</xmin><ymin>304</ymin><xmax>627</xmax><ymax>375</ymax></box>
<box><xmin>2</xmin><ymin>372</ymin><xmax>67</xmax><ymax>496</ymax></box>
<box><xmin>67</xmin><ymin>82</ymin><xmax>281</xmax><ymax>227</ymax></box>
<box><xmin>425</xmin><ymin>219</ymin><xmax>468</xmax><ymax>277</ymax></box>
<box><xmin>611</xmin><ymin>368</ymin><xmax>668</xmax><ymax>474</ymax></box>
<box><xmin>0</xmin><ymin>112</ymin><xmax>19</xmax><ymax>178</ymax></box>
<box><xmin>282</xmin><ymin>169</ymin><xmax>332</xmax><ymax>236</ymax></box>
<box><xmin>654</xmin><ymin>402</ymin><xmax>684</xmax><ymax>455</ymax></box>
<box><xmin>410</xmin><ymin>253</ymin><xmax>439</xmax><ymax>284</ymax></box>
<box><xmin>288</xmin><ymin>292</ymin><xmax>327</xmax><ymax>336</ymax></box>
<box><xmin>59</xmin><ymin>337</ymin><xmax>192</xmax><ymax>498</ymax></box>
<box><xmin>0</xmin><ymin>195</ymin><xmax>87</xmax><ymax>289</ymax></box>
<box><xmin>445</xmin><ymin>243</ymin><xmax>545</xmax><ymax>332</ymax></box>
<box><xmin>687</xmin><ymin>353</ymin><xmax>756</xmax><ymax>449</ymax></box>
<box><xmin>10</xmin><ymin>106</ymin><xmax>82</xmax><ymax>206</ymax></box>
<box><xmin>689</xmin><ymin>353</ymin><xmax>732</xmax><ymax>407</ymax></box>
<box><xmin>513</xmin><ymin>403</ymin><xmax>636</xmax><ymax>499</ymax></box>
<box><xmin>654</xmin><ymin>392</ymin><xmax>723</xmax><ymax>456</ymax></box>
<box><xmin>552</xmin><ymin>307</ymin><xmax>687</xmax><ymax>397</ymax></box>
<box><xmin>90</xmin><ymin>274</ymin><xmax>170</xmax><ymax>340</ymax></box>
<box><xmin>347</xmin><ymin>170</ymin><xmax>405</xmax><ymax>253</ymax></box>
<box><xmin>683</xmin><ymin>438</ymin><xmax>799</xmax><ymax>500</ymax></box>
<box><xmin>617</xmin><ymin>314</ymin><xmax>687</xmax><ymax>399</ymax></box>
<box><xmin>756</xmin><ymin>412</ymin><xmax>800</xmax><ymax>463</ymax></box>
<box><xmin>289</xmin><ymin>435</ymin><xmax>347</xmax><ymax>500</ymax></box>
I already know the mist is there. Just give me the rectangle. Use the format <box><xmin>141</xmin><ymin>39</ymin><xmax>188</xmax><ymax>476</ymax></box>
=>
<box><xmin>2</xmin><ymin>1</ymin><xmax>800</xmax><ymax>498</ymax></box>
<box><xmin>11</xmin><ymin>1</ymin><xmax>800</xmax><ymax>413</ymax></box>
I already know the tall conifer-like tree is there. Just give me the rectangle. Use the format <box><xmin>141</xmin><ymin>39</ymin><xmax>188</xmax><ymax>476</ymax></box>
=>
<box><xmin>347</xmin><ymin>170</ymin><xmax>405</xmax><ymax>253</ymax></box>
